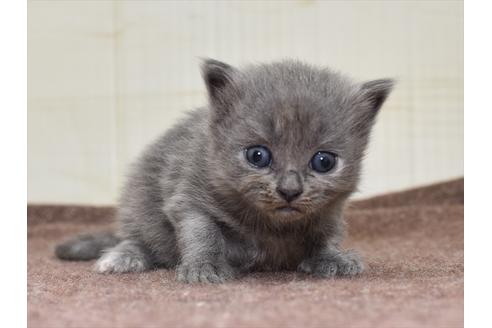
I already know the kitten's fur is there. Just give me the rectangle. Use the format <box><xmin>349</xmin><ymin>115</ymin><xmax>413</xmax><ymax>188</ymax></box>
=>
<box><xmin>56</xmin><ymin>59</ymin><xmax>393</xmax><ymax>283</ymax></box>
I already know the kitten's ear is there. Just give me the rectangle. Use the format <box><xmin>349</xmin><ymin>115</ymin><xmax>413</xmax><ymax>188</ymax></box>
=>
<box><xmin>350</xmin><ymin>78</ymin><xmax>395</xmax><ymax>137</ymax></box>
<box><xmin>357</xmin><ymin>78</ymin><xmax>395</xmax><ymax>114</ymax></box>
<box><xmin>201</xmin><ymin>59</ymin><xmax>240</xmax><ymax>119</ymax></box>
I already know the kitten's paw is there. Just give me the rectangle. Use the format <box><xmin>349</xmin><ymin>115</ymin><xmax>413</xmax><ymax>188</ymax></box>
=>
<box><xmin>176</xmin><ymin>262</ymin><xmax>235</xmax><ymax>284</ymax></box>
<box><xmin>298</xmin><ymin>250</ymin><xmax>363</xmax><ymax>278</ymax></box>
<box><xmin>94</xmin><ymin>243</ymin><xmax>151</xmax><ymax>274</ymax></box>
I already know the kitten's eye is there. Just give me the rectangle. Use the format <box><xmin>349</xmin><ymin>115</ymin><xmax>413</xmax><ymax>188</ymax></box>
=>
<box><xmin>245</xmin><ymin>146</ymin><xmax>272</xmax><ymax>168</ymax></box>
<box><xmin>310</xmin><ymin>151</ymin><xmax>337</xmax><ymax>173</ymax></box>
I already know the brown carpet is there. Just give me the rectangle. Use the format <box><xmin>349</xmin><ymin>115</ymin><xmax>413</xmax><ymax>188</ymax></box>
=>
<box><xmin>27</xmin><ymin>179</ymin><xmax>464</xmax><ymax>328</ymax></box>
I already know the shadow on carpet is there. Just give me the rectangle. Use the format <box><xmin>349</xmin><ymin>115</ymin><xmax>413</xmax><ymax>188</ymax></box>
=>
<box><xmin>27</xmin><ymin>178</ymin><xmax>464</xmax><ymax>328</ymax></box>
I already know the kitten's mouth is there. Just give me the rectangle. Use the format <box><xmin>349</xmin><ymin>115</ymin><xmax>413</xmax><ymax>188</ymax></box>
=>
<box><xmin>275</xmin><ymin>206</ymin><xmax>302</xmax><ymax>213</ymax></box>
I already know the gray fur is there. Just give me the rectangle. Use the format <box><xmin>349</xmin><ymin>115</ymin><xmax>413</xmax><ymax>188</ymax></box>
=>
<box><xmin>55</xmin><ymin>232</ymin><xmax>120</xmax><ymax>261</ymax></box>
<box><xmin>95</xmin><ymin>240</ymin><xmax>152</xmax><ymax>274</ymax></box>
<box><xmin>56</xmin><ymin>59</ymin><xmax>393</xmax><ymax>283</ymax></box>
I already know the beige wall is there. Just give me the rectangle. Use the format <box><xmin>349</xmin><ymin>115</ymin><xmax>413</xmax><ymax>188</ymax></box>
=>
<box><xmin>28</xmin><ymin>0</ymin><xmax>463</xmax><ymax>205</ymax></box>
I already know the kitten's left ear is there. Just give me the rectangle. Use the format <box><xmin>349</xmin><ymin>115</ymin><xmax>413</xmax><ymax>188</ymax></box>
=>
<box><xmin>357</xmin><ymin>78</ymin><xmax>395</xmax><ymax>114</ymax></box>
<box><xmin>350</xmin><ymin>78</ymin><xmax>395</xmax><ymax>137</ymax></box>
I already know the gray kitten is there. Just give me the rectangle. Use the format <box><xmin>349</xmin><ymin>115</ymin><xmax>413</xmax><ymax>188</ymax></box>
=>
<box><xmin>56</xmin><ymin>59</ymin><xmax>393</xmax><ymax>283</ymax></box>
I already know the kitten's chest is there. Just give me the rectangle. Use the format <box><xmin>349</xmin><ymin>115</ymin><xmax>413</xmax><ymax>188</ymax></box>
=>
<box><xmin>254</xmin><ymin>235</ymin><xmax>306</xmax><ymax>271</ymax></box>
<box><xmin>225</xmin><ymin>231</ymin><xmax>306</xmax><ymax>271</ymax></box>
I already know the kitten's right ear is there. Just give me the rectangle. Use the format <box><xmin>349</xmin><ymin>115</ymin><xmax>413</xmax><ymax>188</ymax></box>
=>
<box><xmin>201</xmin><ymin>59</ymin><xmax>240</xmax><ymax>119</ymax></box>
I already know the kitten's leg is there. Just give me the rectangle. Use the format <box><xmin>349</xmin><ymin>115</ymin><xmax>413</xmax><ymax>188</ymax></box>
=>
<box><xmin>298</xmin><ymin>245</ymin><xmax>364</xmax><ymax>278</ymax></box>
<box><xmin>169</xmin><ymin>206</ymin><xmax>236</xmax><ymax>284</ymax></box>
<box><xmin>95</xmin><ymin>239</ymin><xmax>152</xmax><ymax>274</ymax></box>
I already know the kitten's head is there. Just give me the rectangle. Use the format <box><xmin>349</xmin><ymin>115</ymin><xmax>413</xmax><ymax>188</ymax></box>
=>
<box><xmin>202</xmin><ymin>59</ymin><xmax>393</xmax><ymax>221</ymax></box>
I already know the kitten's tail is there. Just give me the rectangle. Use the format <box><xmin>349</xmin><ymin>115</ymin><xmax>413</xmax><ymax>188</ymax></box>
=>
<box><xmin>55</xmin><ymin>232</ymin><xmax>120</xmax><ymax>261</ymax></box>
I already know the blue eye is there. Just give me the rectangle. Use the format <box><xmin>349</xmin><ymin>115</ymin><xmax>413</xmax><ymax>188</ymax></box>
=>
<box><xmin>310</xmin><ymin>151</ymin><xmax>337</xmax><ymax>173</ymax></box>
<box><xmin>245</xmin><ymin>146</ymin><xmax>272</xmax><ymax>168</ymax></box>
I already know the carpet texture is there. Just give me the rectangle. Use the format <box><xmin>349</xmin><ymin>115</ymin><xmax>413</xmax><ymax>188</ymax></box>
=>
<box><xmin>27</xmin><ymin>178</ymin><xmax>464</xmax><ymax>328</ymax></box>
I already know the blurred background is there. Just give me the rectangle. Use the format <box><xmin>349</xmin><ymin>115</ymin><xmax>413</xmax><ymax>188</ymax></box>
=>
<box><xmin>28</xmin><ymin>0</ymin><xmax>463</xmax><ymax>205</ymax></box>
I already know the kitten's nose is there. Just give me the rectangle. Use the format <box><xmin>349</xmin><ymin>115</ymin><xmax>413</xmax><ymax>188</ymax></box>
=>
<box><xmin>277</xmin><ymin>187</ymin><xmax>302</xmax><ymax>202</ymax></box>
<box><xmin>277</xmin><ymin>171</ymin><xmax>303</xmax><ymax>203</ymax></box>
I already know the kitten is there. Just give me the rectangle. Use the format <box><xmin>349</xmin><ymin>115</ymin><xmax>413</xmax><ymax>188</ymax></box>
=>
<box><xmin>55</xmin><ymin>59</ymin><xmax>393</xmax><ymax>283</ymax></box>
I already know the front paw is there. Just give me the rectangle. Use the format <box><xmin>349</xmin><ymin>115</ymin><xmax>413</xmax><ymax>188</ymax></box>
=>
<box><xmin>176</xmin><ymin>261</ymin><xmax>236</xmax><ymax>284</ymax></box>
<box><xmin>298</xmin><ymin>250</ymin><xmax>363</xmax><ymax>278</ymax></box>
